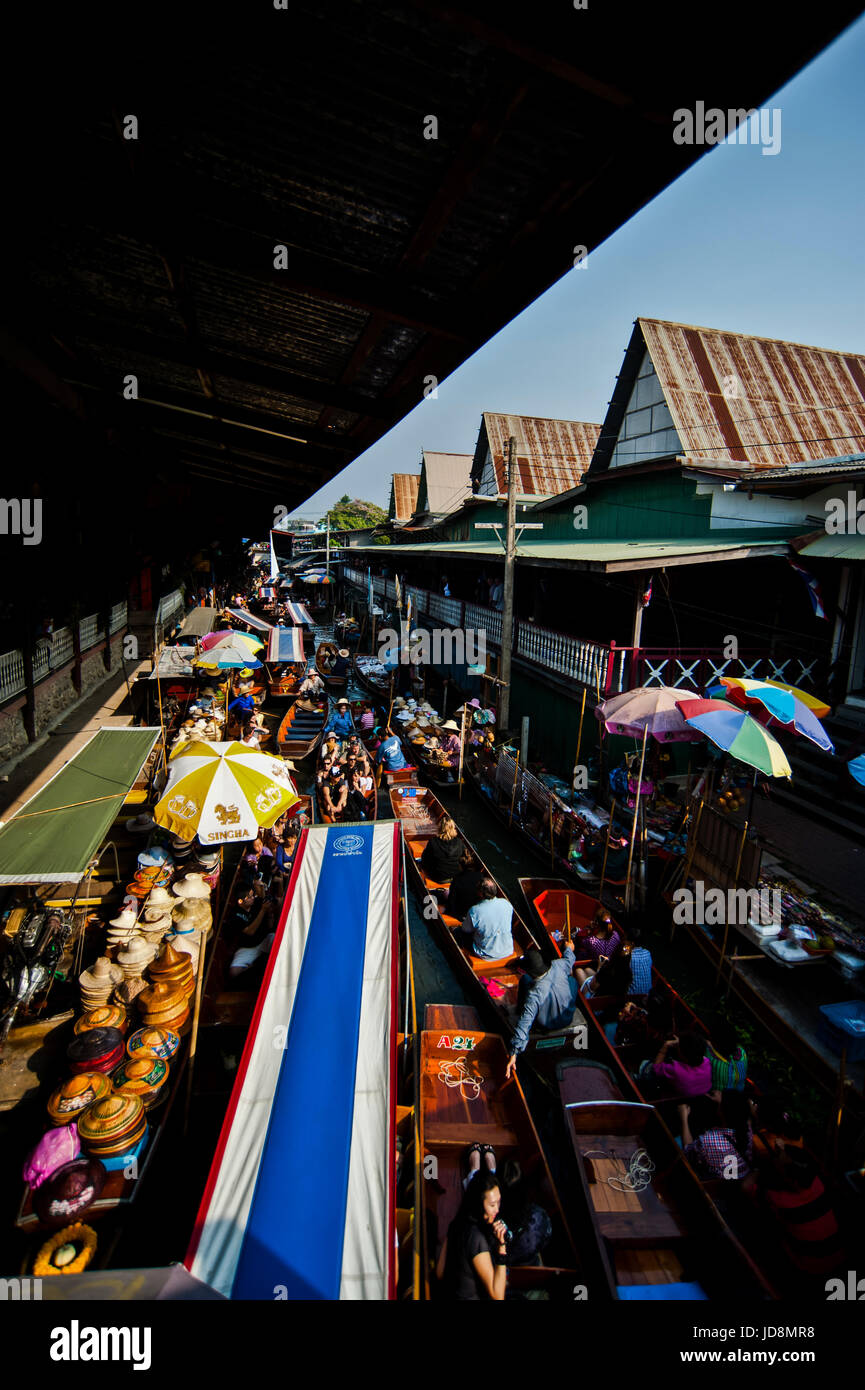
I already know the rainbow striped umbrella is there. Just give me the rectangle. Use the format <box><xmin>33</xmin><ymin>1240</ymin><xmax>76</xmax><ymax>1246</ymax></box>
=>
<box><xmin>710</xmin><ymin>678</ymin><xmax>833</xmax><ymax>754</ymax></box>
<box><xmin>200</xmin><ymin>630</ymin><xmax>264</xmax><ymax>653</ymax></box>
<box><xmin>675</xmin><ymin>698</ymin><xmax>792</xmax><ymax>778</ymax></box>
<box><xmin>762</xmin><ymin>680</ymin><xmax>830</xmax><ymax>719</ymax></box>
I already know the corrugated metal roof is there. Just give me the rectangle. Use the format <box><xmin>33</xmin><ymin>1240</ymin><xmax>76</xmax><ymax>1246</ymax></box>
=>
<box><xmin>418</xmin><ymin>451</ymin><xmax>473</xmax><ymax>514</ymax></box>
<box><xmin>475</xmin><ymin>413</ymin><xmax>600</xmax><ymax>494</ymax></box>
<box><xmin>389</xmin><ymin>473</ymin><xmax>421</xmax><ymax>522</ymax></box>
<box><xmin>351</xmin><ymin>536</ymin><xmax>789</xmax><ymax>570</ymax></box>
<box><xmin>640</xmin><ymin>318</ymin><xmax>865</xmax><ymax>471</ymax></box>
<box><xmin>799</xmin><ymin>534</ymin><xmax>865</xmax><ymax>561</ymax></box>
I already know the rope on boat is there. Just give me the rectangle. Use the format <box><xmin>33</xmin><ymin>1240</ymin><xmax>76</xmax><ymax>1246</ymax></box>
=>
<box><xmin>581</xmin><ymin>1147</ymin><xmax>656</xmax><ymax>1193</ymax></box>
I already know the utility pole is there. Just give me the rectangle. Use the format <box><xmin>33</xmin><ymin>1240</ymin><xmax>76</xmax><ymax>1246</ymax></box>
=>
<box><xmin>325</xmin><ymin>512</ymin><xmax>330</xmax><ymax>579</ymax></box>
<box><xmin>499</xmin><ymin>435</ymin><xmax>518</xmax><ymax>732</ymax></box>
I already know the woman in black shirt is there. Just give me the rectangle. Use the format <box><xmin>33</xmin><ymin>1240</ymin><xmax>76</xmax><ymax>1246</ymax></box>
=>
<box><xmin>436</xmin><ymin>1171</ymin><xmax>509</xmax><ymax>1300</ymax></box>
<box><xmin>445</xmin><ymin>850</ymin><xmax>484</xmax><ymax>921</ymax></box>
<box><xmin>420</xmin><ymin>816</ymin><xmax>463</xmax><ymax>883</ymax></box>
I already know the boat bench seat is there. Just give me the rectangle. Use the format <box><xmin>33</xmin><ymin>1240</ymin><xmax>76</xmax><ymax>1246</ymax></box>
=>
<box><xmin>467</xmin><ymin>948</ymin><xmax>523</xmax><ymax>975</ymax></box>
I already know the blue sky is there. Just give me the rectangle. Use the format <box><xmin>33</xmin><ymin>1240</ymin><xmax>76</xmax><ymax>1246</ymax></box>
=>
<box><xmin>297</xmin><ymin>15</ymin><xmax>865</xmax><ymax>519</ymax></box>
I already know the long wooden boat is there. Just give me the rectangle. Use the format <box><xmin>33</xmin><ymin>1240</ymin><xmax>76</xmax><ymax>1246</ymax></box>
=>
<box><xmin>556</xmin><ymin>1057</ymin><xmax>775</xmax><ymax>1299</ymax></box>
<box><xmin>266</xmin><ymin>661</ymin><xmax>305</xmax><ymax>701</ymax></box>
<box><xmin>517</xmin><ymin>876</ymin><xmax>621</xmax><ymax>953</ymax></box>
<box><xmin>276</xmin><ymin>697</ymin><xmax>328</xmax><ymax>760</ymax></box>
<box><xmin>418</xmin><ymin>1004</ymin><xmax>582</xmax><ymax>1299</ymax></box>
<box><xmin>391</xmin><ymin>786</ymin><xmax>586</xmax><ymax>1058</ymax></box>
<box><xmin>315</xmin><ymin>640</ymin><xmax>349</xmax><ymax>692</ymax></box>
<box><xmin>352</xmin><ymin>651</ymin><xmax>393</xmax><ymax>700</ymax></box>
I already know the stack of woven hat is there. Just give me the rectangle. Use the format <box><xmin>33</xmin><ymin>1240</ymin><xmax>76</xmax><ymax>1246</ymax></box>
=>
<box><xmin>74</xmin><ymin>1005</ymin><xmax>128</xmax><ymax>1037</ymax></box>
<box><xmin>112</xmin><ymin>938</ymin><xmax>157</xmax><ymax>1014</ymax></box>
<box><xmin>78</xmin><ymin>957</ymin><xmax>123</xmax><ymax>1012</ymax></box>
<box><xmin>137</xmin><ymin>942</ymin><xmax>193</xmax><ymax>1033</ymax></box>
<box><xmin>78</xmin><ymin>1094</ymin><xmax>147</xmax><ymax>1159</ymax></box>
<box><xmin>47</xmin><ymin>1073</ymin><xmax>112</xmax><ymax>1127</ymax></box>
<box><xmin>140</xmin><ymin>885</ymin><xmax>175</xmax><ymax>946</ymax></box>
<box><xmin>105</xmin><ymin>907</ymin><xmax>140</xmax><ymax>954</ymax></box>
<box><xmin>169</xmin><ymin>874</ymin><xmax>212</xmax><ymax>974</ymax></box>
<box><xmin>66</xmin><ymin>1027</ymin><xmax>126</xmax><ymax>1076</ymax></box>
<box><xmin>111</xmin><ymin>1055</ymin><xmax>170</xmax><ymax>1110</ymax></box>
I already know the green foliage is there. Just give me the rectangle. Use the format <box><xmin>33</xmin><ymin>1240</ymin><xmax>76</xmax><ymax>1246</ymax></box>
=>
<box><xmin>327</xmin><ymin>497</ymin><xmax>387</xmax><ymax>531</ymax></box>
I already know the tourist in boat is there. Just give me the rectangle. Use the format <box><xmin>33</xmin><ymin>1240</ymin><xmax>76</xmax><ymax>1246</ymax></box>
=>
<box><xmin>346</xmin><ymin>765</ymin><xmax>374</xmax><ymax>819</ymax></box>
<box><xmin>318</xmin><ymin>733</ymin><xmax>343</xmax><ymax>771</ymax></box>
<box><xmin>504</xmin><ymin>945</ymin><xmax>579</xmax><ymax>1079</ymax></box>
<box><xmin>332</xmin><ymin>647</ymin><xmax>351</xmax><ymax>677</ymax></box>
<box><xmin>420</xmin><ymin>816</ymin><xmax>464</xmax><ymax>883</ymax></box>
<box><xmin>358</xmin><ymin>704</ymin><xmax>376</xmax><ymax>732</ymax></box>
<box><xmin>298</xmin><ymin>669</ymin><xmax>325</xmax><ymax>697</ymax></box>
<box><xmin>705</xmin><ymin>1019</ymin><xmax>748</xmax><ymax>1092</ymax></box>
<box><xmin>751</xmin><ymin>1143</ymin><xmax>845</xmax><ymax>1279</ymax></box>
<box><xmin>436</xmin><ymin>1167</ymin><xmax>509</xmax><ymax>1301</ymax></box>
<box><xmin>326</xmin><ymin>697</ymin><xmax>354</xmax><ymax>737</ymax></box>
<box><xmin>458</xmin><ymin>879</ymin><xmax>514</xmax><ymax>961</ymax></box>
<box><xmin>375</xmin><ymin>730</ymin><xmax>408</xmax><ymax>773</ymax></box>
<box><xmin>319</xmin><ymin>765</ymin><xmax>349</xmax><ymax>821</ymax></box>
<box><xmin>574</xmin><ymin>948</ymin><xmax>632</xmax><ymax>1002</ymax></box>
<box><xmin>574</xmin><ymin>907</ymin><xmax>622</xmax><ymax>965</ymax></box>
<box><xmin>345</xmin><ymin>734</ymin><xmax>372</xmax><ymax>774</ymax></box>
<box><xmin>444</xmin><ymin>850</ymin><xmax>484</xmax><ymax>920</ymax></box>
<box><xmin>623</xmin><ymin>927</ymin><xmax>653</xmax><ymax>996</ymax></box>
<box><xmin>638</xmin><ymin>1030</ymin><xmax>712</xmax><ymax>1100</ymax></box>
<box><xmin>678</xmin><ymin>1091</ymin><xmax>754</xmax><ymax>1181</ymax></box>
<box><xmin>228</xmin><ymin>689</ymin><xmax>257</xmax><ymax>723</ymax></box>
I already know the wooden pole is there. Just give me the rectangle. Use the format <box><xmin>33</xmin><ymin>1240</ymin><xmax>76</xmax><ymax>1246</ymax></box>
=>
<box><xmin>574</xmin><ymin>686</ymin><xmax>587</xmax><ymax>772</ymax></box>
<box><xmin>715</xmin><ymin>819</ymin><xmax>749</xmax><ymax>984</ymax></box>
<box><xmin>458</xmin><ymin>703</ymin><xmax>467</xmax><ymax>802</ymax></box>
<box><xmin>508</xmin><ymin>750</ymin><xmax>520</xmax><ymax>827</ymax></box>
<box><xmin>498</xmin><ymin>435</ymin><xmax>518</xmax><ymax>732</ymax></box>
<box><xmin>565</xmin><ymin>894</ymin><xmax>572</xmax><ymax>946</ymax></box>
<box><xmin>182</xmin><ymin>925</ymin><xmax>207</xmax><ymax>1136</ymax></box>
<box><xmin>598</xmin><ymin>798</ymin><xmax>616</xmax><ymax>905</ymax></box>
<box><xmin>624</xmin><ymin>724</ymin><xmax>649</xmax><ymax>911</ymax></box>
<box><xmin>671</xmin><ymin>797</ymin><xmax>704</xmax><ymax>941</ymax></box>
<box><xmin>549</xmin><ymin>800</ymin><xmax>555</xmax><ymax>870</ymax></box>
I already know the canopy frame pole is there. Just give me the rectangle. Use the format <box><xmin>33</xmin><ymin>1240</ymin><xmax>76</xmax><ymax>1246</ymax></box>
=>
<box><xmin>508</xmin><ymin>750</ymin><xmax>520</xmax><ymax>827</ymax></box>
<box><xmin>574</xmin><ymin>686</ymin><xmax>587</xmax><ymax>771</ymax></box>
<box><xmin>715</xmin><ymin>820</ymin><xmax>749</xmax><ymax>984</ymax></box>
<box><xmin>458</xmin><ymin>703</ymin><xmax>467</xmax><ymax>802</ymax></box>
<box><xmin>598</xmin><ymin>797</ymin><xmax>617</xmax><ymax>906</ymax></box>
<box><xmin>671</xmin><ymin>797</ymin><xmax>704</xmax><ymax>942</ymax></box>
<box><xmin>624</xmin><ymin>724</ymin><xmax>649</xmax><ymax>911</ymax></box>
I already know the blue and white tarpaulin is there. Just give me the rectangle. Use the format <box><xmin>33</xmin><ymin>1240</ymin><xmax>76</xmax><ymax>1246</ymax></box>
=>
<box><xmin>266</xmin><ymin>626</ymin><xmax>305</xmax><ymax>663</ymax></box>
<box><xmin>226</xmin><ymin>606</ymin><xmax>273</xmax><ymax>634</ymax></box>
<box><xmin>282</xmin><ymin>601</ymin><xmax>313</xmax><ymax>626</ymax></box>
<box><xmin>186</xmin><ymin>822</ymin><xmax>401</xmax><ymax>1300</ymax></box>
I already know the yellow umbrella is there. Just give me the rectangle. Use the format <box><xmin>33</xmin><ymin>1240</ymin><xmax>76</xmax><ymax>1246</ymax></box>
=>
<box><xmin>155</xmin><ymin>741</ymin><xmax>299</xmax><ymax>844</ymax></box>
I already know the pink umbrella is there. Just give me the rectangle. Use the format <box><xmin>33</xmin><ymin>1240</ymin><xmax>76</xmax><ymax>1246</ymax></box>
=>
<box><xmin>595</xmin><ymin>686</ymin><xmax>704</xmax><ymax>743</ymax></box>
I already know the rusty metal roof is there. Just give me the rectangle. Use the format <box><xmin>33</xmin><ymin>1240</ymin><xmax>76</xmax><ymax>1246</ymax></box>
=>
<box><xmin>637</xmin><ymin>318</ymin><xmax>865</xmax><ymax>471</ymax></box>
<box><xmin>0</xmin><ymin>0</ymin><xmax>860</xmax><ymax>596</ymax></box>
<box><xmin>473</xmin><ymin>412</ymin><xmax>601</xmax><ymax>495</ymax></box>
<box><xmin>389</xmin><ymin>473</ymin><xmax>421</xmax><ymax>523</ymax></box>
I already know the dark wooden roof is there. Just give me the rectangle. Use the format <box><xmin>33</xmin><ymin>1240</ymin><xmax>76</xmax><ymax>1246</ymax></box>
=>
<box><xmin>0</xmin><ymin>1</ymin><xmax>859</xmax><ymax>564</ymax></box>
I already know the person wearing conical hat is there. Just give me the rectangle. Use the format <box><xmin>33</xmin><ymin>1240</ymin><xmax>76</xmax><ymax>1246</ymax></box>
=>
<box><xmin>438</xmin><ymin>718</ymin><xmax>463</xmax><ymax>767</ymax></box>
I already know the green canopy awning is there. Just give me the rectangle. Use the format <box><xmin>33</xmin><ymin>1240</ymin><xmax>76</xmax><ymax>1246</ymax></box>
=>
<box><xmin>0</xmin><ymin>728</ymin><xmax>161</xmax><ymax>884</ymax></box>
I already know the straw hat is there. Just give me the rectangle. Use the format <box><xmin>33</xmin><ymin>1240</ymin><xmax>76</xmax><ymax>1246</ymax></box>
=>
<box><xmin>117</xmin><ymin>937</ymin><xmax>157</xmax><ymax>974</ymax></box>
<box><xmin>149</xmin><ymin>941</ymin><xmax>195</xmax><ymax>993</ymax></box>
<box><xmin>441</xmin><ymin>719</ymin><xmax>460</xmax><ymax>732</ymax></box>
<box><xmin>108</xmin><ymin>907</ymin><xmax>138</xmax><ymax>931</ymax></box>
<box><xmin>127</xmin><ymin>1026</ymin><xmax>180</xmax><ymax>1062</ymax></box>
<box><xmin>172</xmin><ymin>898</ymin><xmax>211</xmax><ymax>933</ymax></box>
<box><xmin>74</xmin><ymin>1005</ymin><xmax>128</xmax><ymax>1036</ymax></box>
<box><xmin>338</xmin><ymin>649</ymin><xmax>349</xmax><ymax>658</ymax></box>
<box><xmin>146</xmin><ymin>886</ymin><xmax>174</xmax><ymax>910</ymax></box>
<box><xmin>172</xmin><ymin>873</ymin><xmax>211</xmax><ymax>900</ymax></box>
<box><xmin>136</xmin><ymin>981</ymin><xmax>190</xmax><ymax>1032</ymax></box>
<box><xmin>112</xmin><ymin>1056</ymin><xmax>169</xmax><ymax>1108</ymax></box>
<box><xmin>79</xmin><ymin>957</ymin><xmax>122</xmax><ymax>1010</ymax></box>
<box><xmin>78</xmin><ymin>1094</ymin><xmax>147</xmax><ymax>1157</ymax></box>
<box><xmin>112</xmin><ymin>976</ymin><xmax>148</xmax><ymax>1011</ymax></box>
<box><xmin>47</xmin><ymin>1073</ymin><xmax>113</xmax><ymax>1127</ymax></box>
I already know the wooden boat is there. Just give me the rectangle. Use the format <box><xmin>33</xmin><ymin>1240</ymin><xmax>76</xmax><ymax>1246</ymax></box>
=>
<box><xmin>352</xmin><ymin>651</ymin><xmax>392</xmax><ymax>700</ymax></box>
<box><xmin>266</xmin><ymin>661</ymin><xmax>305</xmax><ymax>701</ymax></box>
<box><xmin>276</xmin><ymin>697</ymin><xmax>328</xmax><ymax>760</ymax></box>
<box><xmin>464</xmin><ymin>750</ymin><xmax>627</xmax><ymax>901</ymax></box>
<box><xmin>315</xmin><ymin>640</ymin><xmax>349</xmax><ymax>692</ymax></box>
<box><xmin>391</xmin><ymin>786</ymin><xmax>583</xmax><ymax>1056</ymax></box>
<box><xmin>556</xmin><ymin>1057</ymin><xmax>775</xmax><ymax>1299</ymax></box>
<box><xmin>517</xmin><ymin>876</ymin><xmax>621</xmax><ymax>952</ymax></box>
<box><xmin>418</xmin><ymin>1004</ymin><xmax>582</xmax><ymax>1299</ymax></box>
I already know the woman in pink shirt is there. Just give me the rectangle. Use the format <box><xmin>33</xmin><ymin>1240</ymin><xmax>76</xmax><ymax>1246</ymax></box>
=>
<box><xmin>640</xmin><ymin>1031</ymin><xmax>712</xmax><ymax>1100</ymax></box>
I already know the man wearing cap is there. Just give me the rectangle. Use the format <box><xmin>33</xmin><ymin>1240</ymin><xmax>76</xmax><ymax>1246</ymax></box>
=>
<box><xmin>505</xmin><ymin>944</ymin><xmax>580</xmax><ymax>1080</ymax></box>
<box><xmin>320</xmin><ymin>764</ymin><xmax>349</xmax><ymax>820</ymax></box>
<box><xmin>325</xmin><ymin>698</ymin><xmax>354</xmax><ymax>738</ymax></box>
